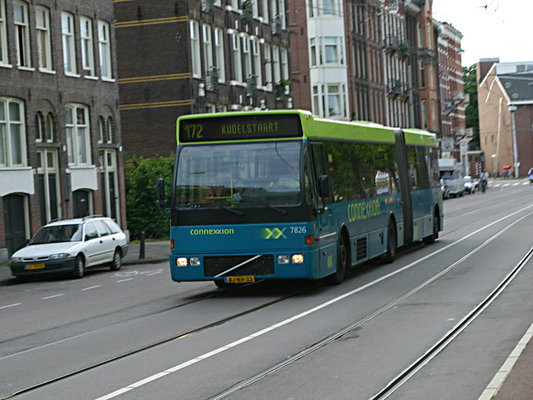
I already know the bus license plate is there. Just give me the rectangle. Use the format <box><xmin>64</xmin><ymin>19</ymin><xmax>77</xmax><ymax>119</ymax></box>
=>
<box><xmin>225</xmin><ymin>276</ymin><xmax>255</xmax><ymax>284</ymax></box>
<box><xmin>25</xmin><ymin>263</ymin><xmax>45</xmax><ymax>270</ymax></box>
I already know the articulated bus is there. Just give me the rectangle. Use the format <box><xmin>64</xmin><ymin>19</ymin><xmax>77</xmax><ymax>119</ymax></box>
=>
<box><xmin>161</xmin><ymin>110</ymin><xmax>442</xmax><ymax>287</ymax></box>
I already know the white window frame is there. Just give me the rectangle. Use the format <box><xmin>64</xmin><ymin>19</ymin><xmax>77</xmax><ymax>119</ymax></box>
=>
<box><xmin>98</xmin><ymin>20</ymin><xmax>112</xmax><ymax>80</ymax></box>
<box><xmin>0</xmin><ymin>0</ymin><xmax>7</xmax><ymax>65</ymax></box>
<box><xmin>202</xmin><ymin>24</ymin><xmax>213</xmax><ymax>77</ymax></box>
<box><xmin>264</xmin><ymin>43</ymin><xmax>272</xmax><ymax>91</ymax></box>
<box><xmin>36</xmin><ymin>6</ymin><xmax>52</xmax><ymax>71</ymax></box>
<box><xmin>281</xmin><ymin>47</ymin><xmax>288</xmax><ymax>80</ymax></box>
<box><xmin>242</xmin><ymin>34</ymin><xmax>252</xmax><ymax>80</ymax></box>
<box><xmin>62</xmin><ymin>12</ymin><xmax>77</xmax><ymax>75</ymax></box>
<box><xmin>14</xmin><ymin>1</ymin><xmax>31</xmax><ymax>68</ymax></box>
<box><xmin>272</xmin><ymin>45</ymin><xmax>280</xmax><ymax>84</ymax></box>
<box><xmin>231</xmin><ymin>31</ymin><xmax>242</xmax><ymax>83</ymax></box>
<box><xmin>190</xmin><ymin>20</ymin><xmax>201</xmax><ymax>78</ymax></box>
<box><xmin>0</xmin><ymin>98</ymin><xmax>27</xmax><ymax>167</ymax></box>
<box><xmin>81</xmin><ymin>17</ymin><xmax>95</xmax><ymax>77</ymax></box>
<box><xmin>99</xmin><ymin>149</ymin><xmax>119</xmax><ymax>223</ymax></box>
<box><xmin>214</xmin><ymin>28</ymin><xmax>225</xmax><ymax>82</ymax></box>
<box><xmin>37</xmin><ymin>149</ymin><xmax>61</xmax><ymax>224</ymax></box>
<box><xmin>252</xmin><ymin>37</ymin><xmax>262</xmax><ymax>88</ymax></box>
<box><xmin>65</xmin><ymin>104</ymin><xmax>91</xmax><ymax>166</ymax></box>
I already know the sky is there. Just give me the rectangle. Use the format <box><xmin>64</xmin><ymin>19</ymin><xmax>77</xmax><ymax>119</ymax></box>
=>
<box><xmin>432</xmin><ymin>0</ymin><xmax>533</xmax><ymax>67</ymax></box>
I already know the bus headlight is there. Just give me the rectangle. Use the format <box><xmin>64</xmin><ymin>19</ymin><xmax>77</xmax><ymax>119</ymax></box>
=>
<box><xmin>189</xmin><ymin>257</ymin><xmax>201</xmax><ymax>266</ymax></box>
<box><xmin>277</xmin><ymin>255</ymin><xmax>290</xmax><ymax>264</ymax></box>
<box><xmin>292</xmin><ymin>254</ymin><xmax>304</xmax><ymax>264</ymax></box>
<box><xmin>176</xmin><ymin>257</ymin><xmax>188</xmax><ymax>267</ymax></box>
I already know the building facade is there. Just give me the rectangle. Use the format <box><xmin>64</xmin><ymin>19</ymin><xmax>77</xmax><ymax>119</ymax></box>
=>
<box><xmin>0</xmin><ymin>0</ymin><xmax>126</xmax><ymax>262</ymax></box>
<box><xmin>477</xmin><ymin>59</ymin><xmax>533</xmax><ymax>177</ymax></box>
<box><xmin>114</xmin><ymin>0</ymin><xmax>291</xmax><ymax>158</ymax></box>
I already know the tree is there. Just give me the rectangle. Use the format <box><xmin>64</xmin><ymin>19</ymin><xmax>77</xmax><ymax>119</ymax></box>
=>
<box><xmin>463</xmin><ymin>64</ymin><xmax>480</xmax><ymax>150</ymax></box>
<box><xmin>124</xmin><ymin>155</ymin><xmax>174</xmax><ymax>240</ymax></box>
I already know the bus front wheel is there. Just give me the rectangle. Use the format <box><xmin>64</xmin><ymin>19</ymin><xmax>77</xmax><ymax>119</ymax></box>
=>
<box><xmin>327</xmin><ymin>238</ymin><xmax>348</xmax><ymax>285</ymax></box>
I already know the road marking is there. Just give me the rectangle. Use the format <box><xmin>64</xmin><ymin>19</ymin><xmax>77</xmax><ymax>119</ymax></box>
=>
<box><xmin>116</xmin><ymin>278</ymin><xmax>134</xmax><ymax>283</ymax></box>
<box><xmin>478</xmin><ymin>321</ymin><xmax>533</xmax><ymax>400</ymax></box>
<box><xmin>42</xmin><ymin>294</ymin><xmax>64</xmax><ymax>300</ymax></box>
<box><xmin>523</xmin><ymin>182</ymin><xmax>529</xmax><ymax>186</ymax></box>
<box><xmin>95</xmin><ymin>204</ymin><xmax>533</xmax><ymax>400</ymax></box>
<box><xmin>82</xmin><ymin>285</ymin><xmax>101</xmax><ymax>291</ymax></box>
<box><xmin>0</xmin><ymin>303</ymin><xmax>21</xmax><ymax>310</ymax></box>
<box><xmin>513</xmin><ymin>183</ymin><xmax>519</xmax><ymax>186</ymax></box>
<box><xmin>146</xmin><ymin>271</ymin><xmax>163</xmax><ymax>276</ymax></box>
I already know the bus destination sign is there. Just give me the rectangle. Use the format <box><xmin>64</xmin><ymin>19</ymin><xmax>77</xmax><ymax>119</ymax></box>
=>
<box><xmin>179</xmin><ymin>114</ymin><xmax>303</xmax><ymax>143</ymax></box>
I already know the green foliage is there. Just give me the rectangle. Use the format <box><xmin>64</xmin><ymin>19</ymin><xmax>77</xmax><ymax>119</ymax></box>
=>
<box><xmin>463</xmin><ymin>64</ymin><xmax>480</xmax><ymax>149</ymax></box>
<box><xmin>124</xmin><ymin>154</ymin><xmax>174</xmax><ymax>240</ymax></box>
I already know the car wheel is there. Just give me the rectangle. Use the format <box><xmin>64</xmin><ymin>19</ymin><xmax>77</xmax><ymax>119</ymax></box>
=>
<box><xmin>110</xmin><ymin>249</ymin><xmax>122</xmax><ymax>271</ymax></box>
<box><xmin>72</xmin><ymin>255</ymin><xmax>84</xmax><ymax>279</ymax></box>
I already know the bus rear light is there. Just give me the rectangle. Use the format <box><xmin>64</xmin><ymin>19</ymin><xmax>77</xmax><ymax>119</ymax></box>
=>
<box><xmin>176</xmin><ymin>257</ymin><xmax>188</xmax><ymax>267</ymax></box>
<box><xmin>277</xmin><ymin>255</ymin><xmax>290</xmax><ymax>264</ymax></box>
<box><xmin>305</xmin><ymin>235</ymin><xmax>314</xmax><ymax>245</ymax></box>
<box><xmin>170</xmin><ymin>240</ymin><xmax>175</xmax><ymax>249</ymax></box>
<box><xmin>292</xmin><ymin>254</ymin><xmax>304</xmax><ymax>264</ymax></box>
<box><xmin>189</xmin><ymin>257</ymin><xmax>201</xmax><ymax>266</ymax></box>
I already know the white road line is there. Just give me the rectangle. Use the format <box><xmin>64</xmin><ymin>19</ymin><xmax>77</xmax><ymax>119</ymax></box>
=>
<box><xmin>478</xmin><ymin>322</ymin><xmax>533</xmax><ymax>400</ymax></box>
<box><xmin>116</xmin><ymin>278</ymin><xmax>134</xmax><ymax>283</ymax></box>
<box><xmin>82</xmin><ymin>285</ymin><xmax>101</xmax><ymax>291</ymax></box>
<box><xmin>95</xmin><ymin>203</ymin><xmax>533</xmax><ymax>400</ymax></box>
<box><xmin>42</xmin><ymin>294</ymin><xmax>64</xmax><ymax>300</ymax></box>
<box><xmin>513</xmin><ymin>183</ymin><xmax>519</xmax><ymax>186</ymax></box>
<box><xmin>146</xmin><ymin>271</ymin><xmax>162</xmax><ymax>276</ymax></box>
<box><xmin>523</xmin><ymin>182</ymin><xmax>529</xmax><ymax>186</ymax></box>
<box><xmin>0</xmin><ymin>303</ymin><xmax>21</xmax><ymax>310</ymax></box>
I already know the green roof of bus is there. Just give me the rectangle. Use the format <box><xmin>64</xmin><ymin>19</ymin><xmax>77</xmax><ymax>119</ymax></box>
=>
<box><xmin>176</xmin><ymin>110</ymin><xmax>437</xmax><ymax>147</ymax></box>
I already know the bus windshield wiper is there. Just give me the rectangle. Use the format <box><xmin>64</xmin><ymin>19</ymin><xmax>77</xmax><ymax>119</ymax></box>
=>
<box><xmin>216</xmin><ymin>205</ymin><xmax>244</xmax><ymax>216</ymax></box>
<box><xmin>257</xmin><ymin>201</ymin><xmax>288</xmax><ymax>215</ymax></box>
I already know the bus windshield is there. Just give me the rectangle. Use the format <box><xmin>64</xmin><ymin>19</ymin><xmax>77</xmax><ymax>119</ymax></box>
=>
<box><xmin>175</xmin><ymin>141</ymin><xmax>301</xmax><ymax>209</ymax></box>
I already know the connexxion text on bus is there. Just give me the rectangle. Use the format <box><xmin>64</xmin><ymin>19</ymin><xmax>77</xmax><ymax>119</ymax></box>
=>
<box><xmin>159</xmin><ymin>110</ymin><xmax>442</xmax><ymax>287</ymax></box>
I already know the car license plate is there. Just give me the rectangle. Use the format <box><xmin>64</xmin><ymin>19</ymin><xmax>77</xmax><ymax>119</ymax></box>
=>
<box><xmin>225</xmin><ymin>276</ymin><xmax>255</xmax><ymax>284</ymax></box>
<box><xmin>25</xmin><ymin>263</ymin><xmax>45</xmax><ymax>270</ymax></box>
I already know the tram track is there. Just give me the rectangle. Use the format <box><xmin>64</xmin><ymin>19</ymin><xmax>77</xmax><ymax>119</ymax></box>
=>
<box><xmin>208</xmin><ymin>209</ymin><xmax>533</xmax><ymax>400</ymax></box>
<box><xmin>1</xmin><ymin>282</ymin><xmax>323</xmax><ymax>400</ymax></box>
<box><xmin>5</xmin><ymin>203</ymin><xmax>533</xmax><ymax>400</ymax></box>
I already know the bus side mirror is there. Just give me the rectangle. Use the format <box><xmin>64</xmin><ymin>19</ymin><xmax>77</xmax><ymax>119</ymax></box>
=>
<box><xmin>157</xmin><ymin>178</ymin><xmax>167</xmax><ymax>209</ymax></box>
<box><xmin>318</xmin><ymin>175</ymin><xmax>332</xmax><ymax>199</ymax></box>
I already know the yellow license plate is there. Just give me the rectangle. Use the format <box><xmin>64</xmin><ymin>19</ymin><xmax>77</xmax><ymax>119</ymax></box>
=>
<box><xmin>25</xmin><ymin>263</ymin><xmax>45</xmax><ymax>270</ymax></box>
<box><xmin>225</xmin><ymin>276</ymin><xmax>255</xmax><ymax>284</ymax></box>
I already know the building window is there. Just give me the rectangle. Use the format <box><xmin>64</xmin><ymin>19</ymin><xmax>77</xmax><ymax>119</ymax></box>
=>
<box><xmin>81</xmin><ymin>17</ymin><xmax>95</xmax><ymax>76</ymax></box>
<box><xmin>325</xmin><ymin>37</ymin><xmax>340</xmax><ymax>64</ymax></box>
<box><xmin>0</xmin><ymin>98</ymin><xmax>26</xmax><ymax>167</ymax></box>
<box><xmin>62</xmin><ymin>12</ymin><xmax>77</xmax><ymax>74</ymax></box>
<box><xmin>231</xmin><ymin>31</ymin><xmax>242</xmax><ymax>82</ymax></box>
<box><xmin>310</xmin><ymin>38</ymin><xmax>318</xmax><ymax>66</ymax></box>
<box><xmin>98</xmin><ymin>21</ymin><xmax>112</xmax><ymax>79</ymax></box>
<box><xmin>202</xmin><ymin>24</ymin><xmax>213</xmax><ymax>76</ymax></box>
<box><xmin>98</xmin><ymin>116</ymin><xmax>105</xmax><ymax>143</ymax></box>
<box><xmin>312</xmin><ymin>86</ymin><xmax>319</xmax><ymax>115</ymax></box>
<box><xmin>0</xmin><ymin>0</ymin><xmax>7</xmax><ymax>64</ymax></box>
<box><xmin>14</xmin><ymin>1</ymin><xmax>31</xmax><ymax>68</ymax></box>
<box><xmin>420</xmin><ymin>61</ymin><xmax>426</xmax><ymax>88</ymax></box>
<box><xmin>65</xmin><ymin>104</ymin><xmax>91</xmax><ymax>165</ymax></box>
<box><xmin>99</xmin><ymin>149</ymin><xmax>118</xmax><ymax>222</ymax></box>
<box><xmin>421</xmin><ymin>100</ymin><xmax>427</xmax><ymax>129</ymax></box>
<box><xmin>327</xmin><ymin>85</ymin><xmax>342</xmax><ymax>117</ymax></box>
<box><xmin>322</xmin><ymin>0</ymin><xmax>336</xmax><ymax>15</ymax></box>
<box><xmin>37</xmin><ymin>149</ymin><xmax>60</xmax><ymax>224</ymax></box>
<box><xmin>242</xmin><ymin>34</ymin><xmax>252</xmax><ymax>80</ymax></box>
<box><xmin>252</xmin><ymin>37</ymin><xmax>262</xmax><ymax>88</ymax></box>
<box><xmin>107</xmin><ymin>117</ymin><xmax>114</xmax><ymax>143</ymax></box>
<box><xmin>214</xmin><ymin>28</ymin><xmax>225</xmax><ymax>82</ymax></box>
<box><xmin>281</xmin><ymin>48</ymin><xmax>289</xmax><ymax>80</ymax></box>
<box><xmin>264</xmin><ymin>43</ymin><xmax>272</xmax><ymax>91</ymax></box>
<box><xmin>272</xmin><ymin>45</ymin><xmax>280</xmax><ymax>84</ymax></box>
<box><xmin>190</xmin><ymin>20</ymin><xmax>201</xmax><ymax>78</ymax></box>
<box><xmin>36</xmin><ymin>6</ymin><xmax>52</xmax><ymax>71</ymax></box>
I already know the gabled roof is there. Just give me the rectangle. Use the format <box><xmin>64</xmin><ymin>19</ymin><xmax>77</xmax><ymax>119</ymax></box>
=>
<box><xmin>498</xmin><ymin>73</ymin><xmax>533</xmax><ymax>104</ymax></box>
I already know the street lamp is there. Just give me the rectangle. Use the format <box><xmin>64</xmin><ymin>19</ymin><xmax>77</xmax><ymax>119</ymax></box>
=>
<box><xmin>509</xmin><ymin>105</ymin><xmax>519</xmax><ymax>178</ymax></box>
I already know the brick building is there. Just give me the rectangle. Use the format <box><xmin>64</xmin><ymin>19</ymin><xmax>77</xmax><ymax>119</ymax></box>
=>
<box><xmin>114</xmin><ymin>0</ymin><xmax>291</xmax><ymax>158</ymax></box>
<box><xmin>0</xmin><ymin>0</ymin><xmax>126</xmax><ymax>262</ymax></box>
<box><xmin>477</xmin><ymin>59</ymin><xmax>533</xmax><ymax>177</ymax></box>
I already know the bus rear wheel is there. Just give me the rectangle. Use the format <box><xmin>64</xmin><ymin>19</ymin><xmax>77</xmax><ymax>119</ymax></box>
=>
<box><xmin>327</xmin><ymin>238</ymin><xmax>348</xmax><ymax>285</ymax></box>
<box><xmin>423</xmin><ymin>212</ymin><xmax>439</xmax><ymax>244</ymax></box>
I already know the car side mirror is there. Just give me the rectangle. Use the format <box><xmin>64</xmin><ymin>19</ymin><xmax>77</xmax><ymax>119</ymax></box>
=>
<box><xmin>318</xmin><ymin>175</ymin><xmax>332</xmax><ymax>199</ymax></box>
<box><xmin>157</xmin><ymin>178</ymin><xmax>167</xmax><ymax>209</ymax></box>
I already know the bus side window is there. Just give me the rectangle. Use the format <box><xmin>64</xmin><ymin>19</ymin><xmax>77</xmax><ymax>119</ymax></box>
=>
<box><xmin>304</xmin><ymin>149</ymin><xmax>318</xmax><ymax>208</ymax></box>
<box><xmin>310</xmin><ymin>143</ymin><xmax>330</xmax><ymax>204</ymax></box>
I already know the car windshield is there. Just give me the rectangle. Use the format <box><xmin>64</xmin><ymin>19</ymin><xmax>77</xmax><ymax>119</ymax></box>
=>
<box><xmin>29</xmin><ymin>224</ymin><xmax>83</xmax><ymax>244</ymax></box>
<box><xmin>174</xmin><ymin>141</ymin><xmax>301</xmax><ymax>208</ymax></box>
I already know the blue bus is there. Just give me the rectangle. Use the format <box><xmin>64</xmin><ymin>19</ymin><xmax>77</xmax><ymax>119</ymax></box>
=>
<box><xmin>158</xmin><ymin>110</ymin><xmax>442</xmax><ymax>287</ymax></box>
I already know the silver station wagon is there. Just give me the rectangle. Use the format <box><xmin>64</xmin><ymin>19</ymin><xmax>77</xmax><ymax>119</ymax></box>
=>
<box><xmin>10</xmin><ymin>216</ymin><xmax>128</xmax><ymax>279</ymax></box>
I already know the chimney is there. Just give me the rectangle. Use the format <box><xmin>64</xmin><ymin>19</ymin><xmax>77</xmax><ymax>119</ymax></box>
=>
<box><xmin>477</xmin><ymin>58</ymin><xmax>500</xmax><ymax>84</ymax></box>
